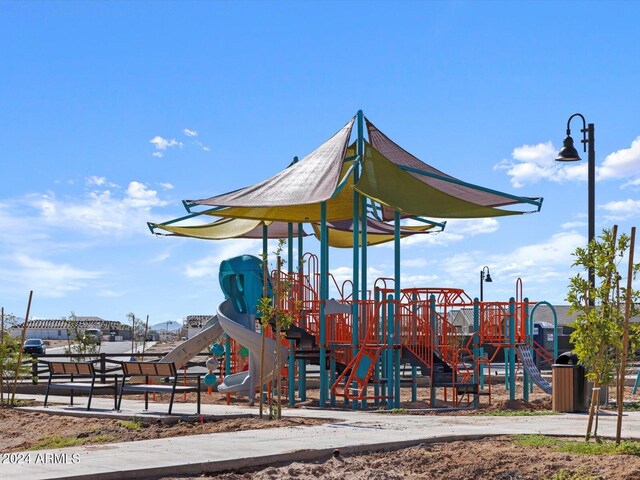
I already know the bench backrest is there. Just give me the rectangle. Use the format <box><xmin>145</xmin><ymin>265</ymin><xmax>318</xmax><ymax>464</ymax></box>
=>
<box><xmin>48</xmin><ymin>361</ymin><xmax>95</xmax><ymax>376</ymax></box>
<box><xmin>121</xmin><ymin>361</ymin><xmax>176</xmax><ymax>377</ymax></box>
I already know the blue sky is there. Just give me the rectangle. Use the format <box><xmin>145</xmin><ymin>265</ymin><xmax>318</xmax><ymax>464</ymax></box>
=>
<box><xmin>2</xmin><ymin>1</ymin><xmax>640</xmax><ymax>325</ymax></box>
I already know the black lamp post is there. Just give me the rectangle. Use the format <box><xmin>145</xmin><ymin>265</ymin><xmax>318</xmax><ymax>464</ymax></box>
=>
<box><xmin>480</xmin><ymin>266</ymin><xmax>492</xmax><ymax>302</ymax></box>
<box><xmin>555</xmin><ymin>113</ymin><xmax>595</xmax><ymax>297</ymax></box>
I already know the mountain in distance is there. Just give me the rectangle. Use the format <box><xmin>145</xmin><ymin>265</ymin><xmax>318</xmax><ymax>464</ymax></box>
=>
<box><xmin>149</xmin><ymin>320</ymin><xmax>182</xmax><ymax>332</ymax></box>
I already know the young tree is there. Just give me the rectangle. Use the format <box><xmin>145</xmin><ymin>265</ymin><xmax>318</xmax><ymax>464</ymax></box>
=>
<box><xmin>0</xmin><ymin>311</ymin><xmax>29</xmax><ymax>407</ymax></box>
<box><xmin>64</xmin><ymin>312</ymin><xmax>101</xmax><ymax>360</ymax></box>
<box><xmin>257</xmin><ymin>239</ymin><xmax>300</xmax><ymax>419</ymax></box>
<box><xmin>567</xmin><ymin>226</ymin><xmax>640</xmax><ymax>441</ymax></box>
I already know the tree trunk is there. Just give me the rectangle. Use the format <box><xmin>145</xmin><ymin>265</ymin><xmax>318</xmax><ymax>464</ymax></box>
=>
<box><xmin>585</xmin><ymin>378</ymin><xmax>600</xmax><ymax>441</ymax></box>
<box><xmin>616</xmin><ymin>226</ymin><xmax>635</xmax><ymax>443</ymax></box>
<box><xmin>11</xmin><ymin>291</ymin><xmax>33</xmax><ymax>405</ymax></box>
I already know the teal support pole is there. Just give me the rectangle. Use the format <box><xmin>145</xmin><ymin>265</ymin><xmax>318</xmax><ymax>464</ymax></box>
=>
<box><xmin>529</xmin><ymin>301</ymin><xmax>559</xmax><ymax>360</ymax></box>
<box><xmin>411</xmin><ymin>292</ymin><xmax>418</xmax><ymax>403</ymax></box>
<box><xmin>297</xmin><ymin>219</ymin><xmax>306</xmax><ymax>401</ymax></box>
<box><xmin>386</xmin><ymin>294</ymin><xmax>394</xmax><ymax>409</ymax></box>
<box><xmin>508</xmin><ymin>297</ymin><xmax>516</xmax><ymax>401</ymax></box>
<box><xmin>319</xmin><ymin>202</ymin><xmax>328</xmax><ymax>407</ymax></box>
<box><xmin>394</xmin><ymin>210</ymin><xmax>401</xmax><ymax>409</ymax></box>
<box><xmin>523</xmin><ymin>298</ymin><xmax>530</xmax><ymax>401</ymax></box>
<box><xmin>429</xmin><ymin>294</ymin><xmax>437</xmax><ymax>407</ymax></box>
<box><xmin>473</xmin><ymin>298</ymin><xmax>480</xmax><ymax>408</ymax></box>
<box><xmin>287</xmin><ymin>223</ymin><xmax>294</xmax><ymax>274</ymax></box>
<box><xmin>350</xmin><ymin>110</ymin><xmax>364</xmax><ymax>410</ymax></box>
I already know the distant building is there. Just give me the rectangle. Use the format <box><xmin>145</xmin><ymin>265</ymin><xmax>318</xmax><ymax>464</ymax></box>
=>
<box><xmin>10</xmin><ymin>316</ymin><xmax>130</xmax><ymax>340</ymax></box>
<box><xmin>185</xmin><ymin>315</ymin><xmax>215</xmax><ymax>339</ymax></box>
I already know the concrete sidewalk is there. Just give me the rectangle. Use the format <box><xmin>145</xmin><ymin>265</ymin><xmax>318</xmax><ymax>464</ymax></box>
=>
<box><xmin>6</xmin><ymin>394</ymin><xmax>640</xmax><ymax>480</ymax></box>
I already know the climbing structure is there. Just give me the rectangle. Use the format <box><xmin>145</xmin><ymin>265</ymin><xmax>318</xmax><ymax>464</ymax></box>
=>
<box><xmin>150</xmin><ymin>110</ymin><xmax>548</xmax><ymax>409</ymax></box>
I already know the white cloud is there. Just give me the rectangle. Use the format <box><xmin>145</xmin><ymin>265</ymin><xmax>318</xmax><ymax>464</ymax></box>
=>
<box><xmin>149</xmin><ymin>136</ymin><xmax>183</xmax><ymax>154</ymax></box>
<box><xmin>194</xmin><ymin>140</ymin><xmax>211</xmax><ymax>152</ymax></box>
<box><xmin>86</xmin><ymin>176</ymin><xmax>106</xmax><ymax>186</ymax></box>
<box><xmin>185</xmin><ymin>239</ymin><xmax>261</xmax><ymax>278</ymax></box>
<box><xmin>400</xmin><ymin>218</ymin><xmax>499</xmax><ymax>248</ymax></box>
<box><xmin>498</xmin><ymin>136</ymin><xmax>640</xmax><ymax>188</ymax></box>
<box><xmin>0</xmin><ymin>254</ymin><xmax>102</xmax><ymax>298</ymax></box>
<box><xmin>29</xmin><ymin>181</ymin><xmax>168</xmax><ymax>236</ymax></box>
<box><xmin>561</xmin><ymin>220</ymin><xmax>587</xmax><ymax>230</ymax></box>
<box><xmin>158</xmin><ymin>182</ymin><xmax>174</xmax><ymax>190</ymax></box>
<box><xmin>86</xmin><ymin>176</ymin><xmax>118</xmax><ymax>188</ymax></box>
<box><xmin>600</xmin><ymin>199</ymin><xmax>640</xmax><ymax>220</ymax></box>
<box><xmin>152</xmin><ymin>152</ymin><xmax>164</xmax><ymax>158</ymax></box>
<box><xmin>183</xmin><ymin>128</ymin><xmax>198</xmax><ymax>137</ymax></box>
<box><xmin>622</xmin><ymin>177</ymin><xmax>640</xmax><ymax>189</ymax></box>
<box><xmin>599</xmin><ymin>136</ymin><xmax>640</xmax><ymax>181</ymax></box>
<box><xmin>495</xmin><ymin>141</ymin><xmax>589</xmax><ymax>187</ymax></box>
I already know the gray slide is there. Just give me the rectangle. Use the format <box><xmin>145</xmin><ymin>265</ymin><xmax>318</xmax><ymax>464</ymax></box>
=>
<box><xmin>160</xmin><ymin>315</ymin><xmax>223</xmax><ymax>368</ymax></box>
<box><xmin>516</xmin><ymin>345</ymin><xmax>552</xmax><ymax>394</ymax></box>
<box><xmin>216</xmin><ymin>298</ymin><xmax>288</xmax><ymax>404</ymax></box>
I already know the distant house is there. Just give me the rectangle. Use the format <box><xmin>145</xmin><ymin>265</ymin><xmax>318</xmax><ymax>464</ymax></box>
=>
<box><xmin>185</xmin><ymin>315</ymin><xmax>215</xmax><ymax>339</ymax></box>
<box><xmin>10</xmin><ymin>316</ymin><xmax>130</xmax><ymax>341</ymax></box>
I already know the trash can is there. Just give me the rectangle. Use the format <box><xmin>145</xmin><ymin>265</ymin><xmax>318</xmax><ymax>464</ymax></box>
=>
<box><xmin>552</xmin><ymin>352</ymin><xmax>606</xmax><ymax>412</ymax></box>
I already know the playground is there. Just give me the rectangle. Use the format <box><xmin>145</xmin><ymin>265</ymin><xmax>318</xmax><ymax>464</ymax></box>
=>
<box><xmin>5</xmin><ymin>112</ymin><xmax>640</xmax><ymax>480</ymax></box>
<box><xmin>146</xmin><ymin>111</ymin><xmax>557</xmax><ymax>413</ymax></box>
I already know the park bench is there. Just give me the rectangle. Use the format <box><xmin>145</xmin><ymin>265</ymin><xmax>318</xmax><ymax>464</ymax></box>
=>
<box><xmin>117</xmin><ymin>361</ymin><xmax>201</xmax><ymax>414</ymax></box>
<box><xmin>43</xmin><ymin>360</ymin><xmax>119</xmax><ymax>410</ymax></box>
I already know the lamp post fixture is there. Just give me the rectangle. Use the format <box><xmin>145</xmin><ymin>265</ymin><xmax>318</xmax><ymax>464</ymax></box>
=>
<box><xmin>555</xmin><ymin>113</ymin><xmax>595</xmax><ymax>297</ymax></box>
<box><xmin>480</xmin><ymin>266</ymin><xmax>492</xmax><ymax>302</ymax></box>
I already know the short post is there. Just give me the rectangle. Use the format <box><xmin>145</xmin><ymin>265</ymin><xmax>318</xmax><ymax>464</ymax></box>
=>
<box><xmin>100</xmin><ymin>353</ymin><xmax>107</xmax><ymax>384</ymax></box>
<box><xmin>31</xmin><ymin>357</ymin><xmax>38</xmax><ymax>385</ymax></box>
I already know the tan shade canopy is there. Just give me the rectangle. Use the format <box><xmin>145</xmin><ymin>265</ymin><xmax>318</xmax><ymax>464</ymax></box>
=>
<box><xmin>311</xmin><ymin>217</ymin><xmax>436</xmax><ymax>248</ymax></box>
<box><xmin>189</xmin><ymin>118</ymin><xmax>355</xmax><ymax>208</ymax></box>
<box><xmin>356</xmin><ymin>142</ymin><xmax>523</xmax><ymax>219</ymax></box>
<box><xmin>150</xmin><ymin>217</ymin><xmax>309</xmax><ymax>240</ymax></box>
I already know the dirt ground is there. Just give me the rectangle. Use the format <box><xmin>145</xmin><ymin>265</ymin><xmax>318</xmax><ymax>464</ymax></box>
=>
<box><xmin>0</xmin><ymin>408</ymin><xmax>325</xmax><ymax>453</ymax></box>
<box><xmin>165</xmin><ymin>436</ymin><xmax>640</xmax><ymax>480</ymax></box>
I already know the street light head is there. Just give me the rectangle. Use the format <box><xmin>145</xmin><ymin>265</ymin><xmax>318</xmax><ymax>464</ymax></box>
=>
<box><xmin>485</xmin><ymin>273</ymin><xmax>493</xmax><ymax>283</ymax></box>
<box><xmin>555</xmin><ymin>135</ymin><xmax>581</xmax><ymax>162</ymax></box>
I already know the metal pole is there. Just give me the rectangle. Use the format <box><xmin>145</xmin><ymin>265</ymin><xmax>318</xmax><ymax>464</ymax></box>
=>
<box><xmin>587</xmin><ymin>123</ymin><xmax>596</xmax><ymax>296</ymax></box>
<box><xmin>297</xmin><ymin>217</ymin><xmax>306</xmax><ymax>401</ymax></box>
<box><xmin>394</xmin><ymin>210</ymin><xmax>401</xmax><ymax>409</ymax></box>
<box><xmin>473</xmin><ymin>298</ymin><xmax>480</xmax><ymax>408</ymax></box>
<box><xmin>319</xmin><ymin>201</ymin><xmax>328</xmax><ymax>407</ymax></box>
<box><xmin>480</xmin><ymin>270</ymin><xmax>484</xmax><ymax>302</ymax></box>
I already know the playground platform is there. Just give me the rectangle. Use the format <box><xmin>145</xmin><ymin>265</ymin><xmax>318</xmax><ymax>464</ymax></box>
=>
<box><xmin>7</xmin><ymin>393</ymin><xmax>640</xmax><ymax>480</ymax></box>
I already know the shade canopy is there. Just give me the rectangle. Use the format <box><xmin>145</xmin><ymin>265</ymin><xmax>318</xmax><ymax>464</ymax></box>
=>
<box><xmin>150</xmin><ymin>217</ymin><xmax>309</xmax><ymax>240</ymax></box>
<box><xmin>188</xmin><ymin>118</ymin><xmax>355</xmax><ymax>208</ymax></box>
<box><xmin>152</xmin><ymin>112</ymin><xmax>543</xmax><ymax>238</ymax></box>
<box><xmin>311</xmin><ymin>217</ymin><xmax>437</xmax><ymax>248</ymax></box>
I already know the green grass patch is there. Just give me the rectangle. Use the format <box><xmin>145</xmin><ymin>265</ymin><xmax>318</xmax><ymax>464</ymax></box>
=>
<box><xmin>31</xmin><ymin>436</ymin><xmax>85</xmax><ymax>450</ymax></box>
<box><xmin>550</xmin><ymin>469</ymin><xmax>599</xmax><ymax>480</ymax></box>
<box><xmin>514</xmin><ymin>434</ymin><xmax>640</xmax><ymax>456</ymax></box>
<box><xmin>30</xmin><ymin>433</ymin><xmax>117</xmax><ymax>450</ymax></box>
<box><xmin>117</xmin><ymin>417</ymin><xmax>144</xmax><ymax>430</ymax></box>
<box><xmin>478</xmin><ymin>410</ymin><xmax>557</xmax><ymax>417</ymax></box>
<box><xmin>623</xmin><ymin>401</ymin><xmax>640</xmax><ymax>411</ymax></box>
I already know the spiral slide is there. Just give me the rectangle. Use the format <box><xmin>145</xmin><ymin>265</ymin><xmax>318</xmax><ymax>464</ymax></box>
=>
<box><xmin>216</xmin><ymin>298</ymin><xmax>287</xmax><ymax>404</ymax></box>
